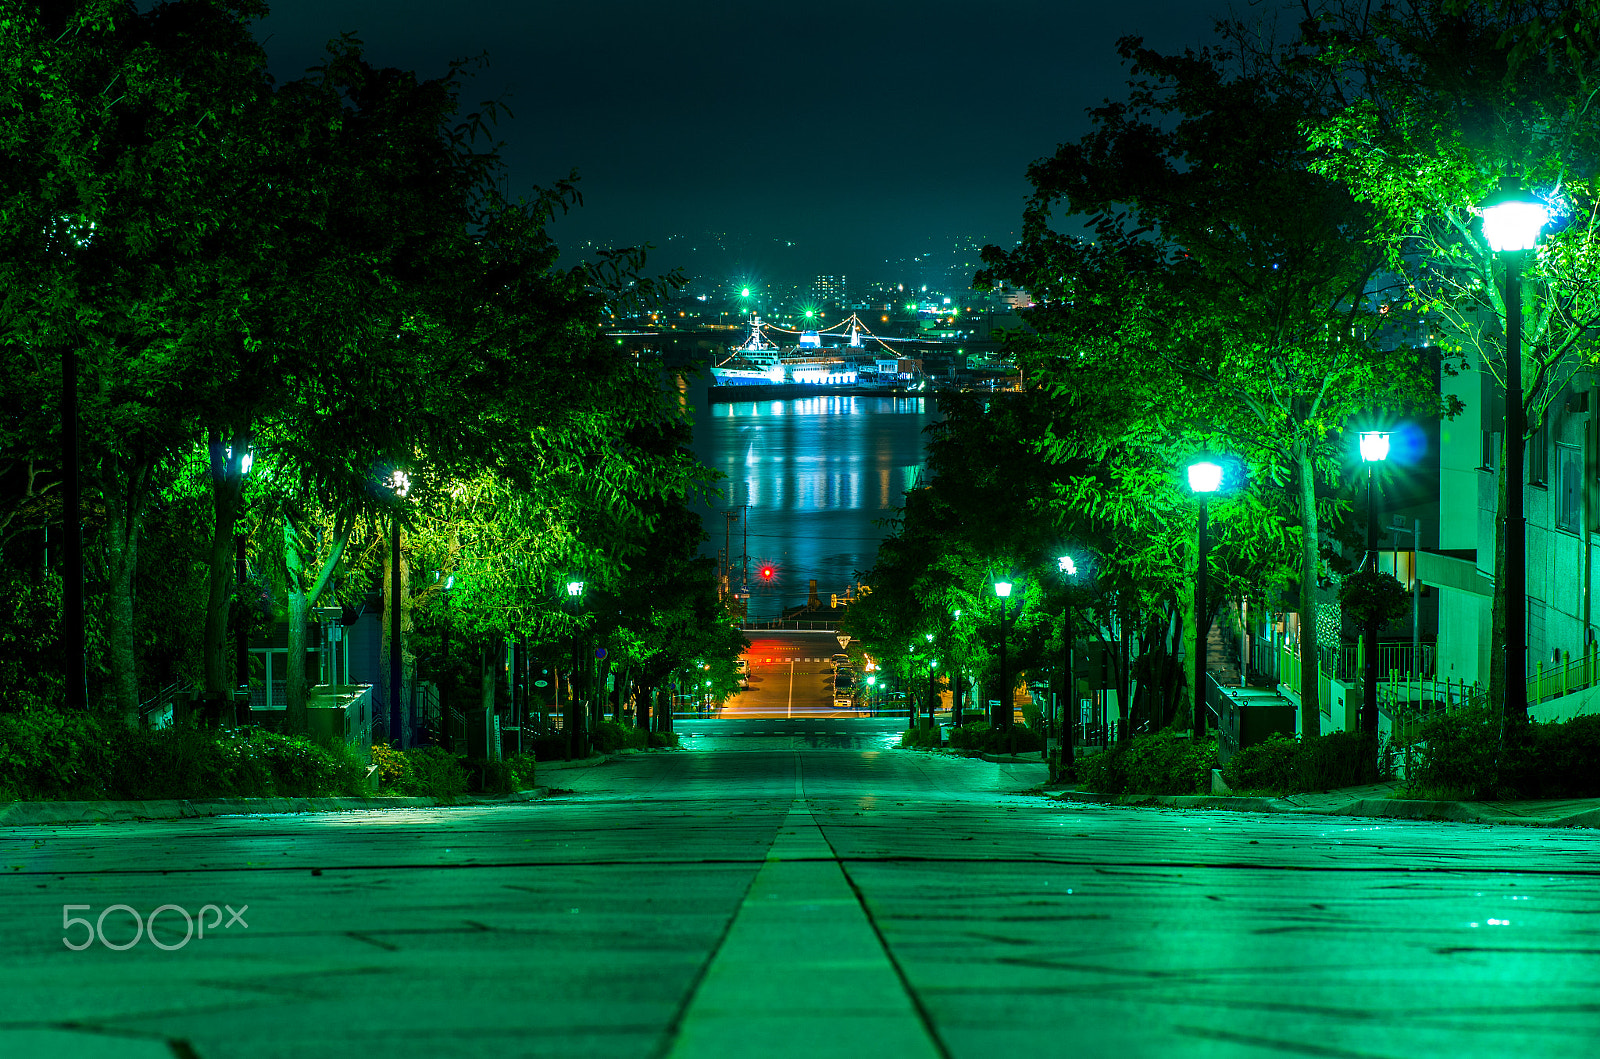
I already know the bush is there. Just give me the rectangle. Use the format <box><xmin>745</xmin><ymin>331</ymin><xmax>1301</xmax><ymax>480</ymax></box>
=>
<box><xmin>531</xmin><ymin>732</ymin><xmax>570</xmax><ymax>760</ymax></box>
<box><xmin>0</xmin><ymin>710</ymin><xmax>366</xmax><ymax>801</ymax></box>
<box><xmin>1406</xmin><ymin>706</ymin><xmax>1600</xmax><ymax>800</ymax></box>
<box><xmin>1078</xmin><ymin>731</ymin><xmax>1216</xmax><ymax>796</ymax></box>
<box><xmin>900</xmin><ymin>726</ymin><xmax>939</xmax><ymax>749</ymax></box>
<box><xmin>1406</xmin><ymin>705</ymin><xmax>1500</xmax><ymax>799</ymax></box>
<box><xmin>1223</xmin><ymin>731</ymin><xmax>1371</xmax><ymax>794</ymax></box>
<box><xmin>371</xmin><ymin>744</ymin><xmax>413</xmax><ymax>791</ymax></box>
<box><xmin>403</xmin><ymin>746</ymin><xmax>469</xmax><ymax>799</ymax></box>
<box><xmin>944</xmin><ymin>721</ymin><xmax>1042</xmax><ymax>754</ymax></box>
<box><xmin>593</xmin><ymin>720</ymin><xmax>632</xmax><ymax>753</ymax></box>
<box><xmin>649</xmin><ymin>731</ymin><xmax>679</xmax><ymax>749</ymax></box>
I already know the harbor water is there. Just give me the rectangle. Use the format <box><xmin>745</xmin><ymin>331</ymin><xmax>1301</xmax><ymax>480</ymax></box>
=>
<box><xmin>687</xmin><ymin>372</ymin><xmax>941</xmax><ymax>621</ymax></box>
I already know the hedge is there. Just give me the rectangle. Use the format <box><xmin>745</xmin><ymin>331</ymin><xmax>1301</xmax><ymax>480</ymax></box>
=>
<box><xmin>0</xmin><ymin>709</ymin><xmax>367</xmax><ymax>801</ymax></box>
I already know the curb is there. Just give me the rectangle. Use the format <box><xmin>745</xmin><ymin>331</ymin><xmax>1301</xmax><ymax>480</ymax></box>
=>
<box><xmin>1049</xmin><ymin>790</ymin><xmax>1600</xmax><ymax>828</ymax></box>
<box><xmin>0</xmin><ymin>789</ymin><xmax>551</xmax><ymax>828</ymax></box>
<box><xmin>535</xmin><ymin>754</ymin><xmax>611</xmax><ymax>771</ymax></box>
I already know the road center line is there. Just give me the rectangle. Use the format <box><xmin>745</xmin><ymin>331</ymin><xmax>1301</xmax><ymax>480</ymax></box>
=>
<box><xmin>668</xmin><ymin>790</ymin><xmax>942</xmax><ymax>1059</ymax></box>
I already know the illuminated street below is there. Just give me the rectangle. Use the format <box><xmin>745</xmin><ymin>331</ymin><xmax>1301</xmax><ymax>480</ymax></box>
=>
<box><xmin>4</xmin><ymin>734</ymin><xmax>1598</xmax><ymax>1058</ymax></box>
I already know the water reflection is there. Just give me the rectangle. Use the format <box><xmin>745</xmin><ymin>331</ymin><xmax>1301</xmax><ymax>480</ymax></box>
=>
<box><xmin>690</xmin><ymin>384</ymin><xmax>940</xmax><ymax>620</ymax></box>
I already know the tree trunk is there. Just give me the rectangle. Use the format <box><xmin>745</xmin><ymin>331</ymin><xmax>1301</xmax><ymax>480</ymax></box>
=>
<box><xmin>377</xmin><ymin>532</ymin><xmax>413</xmax><ymax>746</ymax></box>
<box><xmin>1489</xmin><ymin>430</ymin><xmax>1510</xmax><ymax>715</ymax></box>
<box><xmin>1295</xmin><ymin>446</ymin><xmax>1322</xmax><ymax>736</ymax></box>
<box><xmin>203</xmin><ymin>429</ymin><xmax>249</xmax><ymax>707</ymax></box>
<box><xmin>637</xmin><ymin>678</ymin><xmax>651</xmax><ymax>731</ymax></box>
<box><xmin>482</xmin><ymin>635</ymin><xmax>500</xmax><ymax>759</ymax></box>
<box><xmin>102</xmin><ymin>467</ymin><xmax>142</xmax><ymax>723</ymax></box>
<box><xmin>283</xmin><ymin>516</ymin><xmax>349</xmax><ymax>736</ymax></box>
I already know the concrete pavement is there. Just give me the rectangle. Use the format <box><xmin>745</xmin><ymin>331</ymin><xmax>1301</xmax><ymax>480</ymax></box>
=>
<box><xmin>3</xmin><ymin>731</ymin><xmax>1600</xmax><ymax>1058</ymax></box>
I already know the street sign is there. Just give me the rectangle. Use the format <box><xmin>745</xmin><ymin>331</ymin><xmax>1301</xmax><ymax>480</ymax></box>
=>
<box><xmin>594</xmin><ymin>647</ymin><xmax>607</xmax><ymax>660</ymax></box>
<box><xmin>837</xmin><ymin>635</ymin><xmax>851</xmax><ymax>649</ymax></box>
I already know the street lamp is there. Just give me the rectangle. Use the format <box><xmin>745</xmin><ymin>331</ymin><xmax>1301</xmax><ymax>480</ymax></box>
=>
<box><xmin>1480</xmin><ymin>180</ymin><xmax>1549</xmax><ymax>737</ymax></box>
<box><xmin>564</xmin><ymin>579</ymin><xmax>587</xmax><ymax>759</ymax></box>
<box><xmin>440</xmin><ymin>575</ymin><xmax>455</xmax><ymax>752</ymax></box>
<box><xmin>950</xmin><ymin>609</ymin><xmax>963</xmax><ymax>727</ymax></box>
<box><xmin>1055</xmin><ymin>554</ymin><xmax>1079</xmax><ymax>782</ymax></box>
<box><xmin>1188</xmin><ymin>461</ymin><xmax>1222</xmax><ymax>738</ymax></box>
<box><xmin>387</xmin><ymin>470</ymin><xmax>410</xmax><ymax>749</ymax></box>
<box><xmin>993</xmin><ymin>578</ymin><xmax>1013</xmax><ymax>729</ymax></box>
<box><xmin>1360</xmin><ymin>432</ymin><xmax>1390</xmax><ymax>742</ymax></box>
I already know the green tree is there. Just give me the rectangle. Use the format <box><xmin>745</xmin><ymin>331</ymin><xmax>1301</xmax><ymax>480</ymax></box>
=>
<box><xmin>1299</xmin><ymin>0</ymin><xmax>1600</xmax><ymax>716</ymax></box>
<box><xmin>980</xmin><ymin>31</ymin><xmax>1446</xmax><ymax>735</ymax></box>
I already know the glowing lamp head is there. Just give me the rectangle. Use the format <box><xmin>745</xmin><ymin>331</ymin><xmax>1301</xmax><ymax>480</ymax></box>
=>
<box><xmin>740</xmin><ymin>287</ymin><xmax>750</xmax><ymax>297</ymax></box>
<box><xmin>994</xmin><ymin>580</ymin><xmax>1013</xmax><ymax>599</ymax></box>
<box><xmin>565</xmin><ymin>580</ymin><xmax>585</xmax><ymax>597</ymax></box>
<box><xmin>1480</xmin><ymin>182</ymin><xmax>1550</xmax><ymax>253</ymax></box>
<box><xmin>1359</xmin><ymin>431</ymin><xmax>1391</xmax><ymax>463</ymax></box>
<box><xmin>388</xmin><ymin>470</ymin><xmax>411</xmax><ymax>498</ymax></box>
<box><xmin>1057</xmin><ymin>555</ymin><xmax>1077</xmax><ymax>576</ymax></box>
<box><xmin>1187</xmin><ymin>461</ymin><xmax>1223</xmax><ymax>494</ymax></box>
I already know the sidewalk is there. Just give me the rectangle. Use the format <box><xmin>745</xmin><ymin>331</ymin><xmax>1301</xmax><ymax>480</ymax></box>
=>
<box><xmin>1051</xmin><ymin>779</ymin><xmax>1600</xmax><ymax>828</ymax></box>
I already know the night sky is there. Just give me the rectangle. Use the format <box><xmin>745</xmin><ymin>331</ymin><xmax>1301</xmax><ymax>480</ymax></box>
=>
<box><xmin>254</xmin><ymin>1</ymin><xmax>1248</xmax><ymax>287</ymax></box>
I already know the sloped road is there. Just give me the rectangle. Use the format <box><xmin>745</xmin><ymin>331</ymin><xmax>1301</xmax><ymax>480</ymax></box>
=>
<box><xmin>2</xmin><ymin>740</ymin><xmax>1598</xmax><ymax>1058</ymax></box>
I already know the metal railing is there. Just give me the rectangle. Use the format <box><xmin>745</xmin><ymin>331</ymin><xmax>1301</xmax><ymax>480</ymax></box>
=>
<box><xmin>736</xmin><ymin>619</ymin><xmax>842</xmax><ymax>631</ymax></box>
<box><xmin>1528</xmin><ymin>645</ymin><xmax>1600</xmax><ymax>706</ymax></box>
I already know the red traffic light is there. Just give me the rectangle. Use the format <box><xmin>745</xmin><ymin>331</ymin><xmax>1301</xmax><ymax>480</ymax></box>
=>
<box><xmin>760</xmin><ymin>566</ymin><xmax>775</xmax><ymax>581</ymax></box>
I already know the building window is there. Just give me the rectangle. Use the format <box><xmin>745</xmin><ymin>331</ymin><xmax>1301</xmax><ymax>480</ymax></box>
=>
<box><xmin>1558</xmin><ymin>443</ymin><xmax>1582</xmax><ymax>533</ymax></box>
<box><xmin>1530</xmin><ymin>423</ymin><xmax>1550</xmax><ymax>485</ymax></box>
<box><xmin>1481</xmin><ymin>430</ymin><xmax>1500</xmax><ymax>471</ymax></box>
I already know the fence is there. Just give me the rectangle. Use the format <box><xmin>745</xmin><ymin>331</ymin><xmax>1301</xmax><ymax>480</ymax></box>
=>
<box><xmin>736</xmin><ymin>619</ymin><xmax>842</xmax><ymax>632</ymax></box>
<box><xmin>1528</xmin><ymin>645</ymin><xmax>1600</xmax><ymax>706</ymax></box>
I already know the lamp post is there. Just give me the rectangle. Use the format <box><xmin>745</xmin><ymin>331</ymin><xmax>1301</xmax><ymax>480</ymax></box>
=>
<box><xmin>440</xmin><ymin>575</ymin><xmax>454</xmax><ymax>752</ymax></box>
<box><xmin>950</xmin><ymin>608</ymin><xmax>963</xmax><ymax>728</ymax></box>
<box><xmin>565</xmin><ymin>579</ymin><xmax>586</xmax><ymax>759</ymax></box>
<box><xmin>1359</xmin><ymin>432</ymin><xmax>1391</xmax><ymax>740</ymax></box>
<box><xmin>1188</xmin><ymin>461</ymin><xmax>1223</xmax><ymax>738</ymax></box>
<box><xmin>233</xmin><ymin>449</ymin><xmax>253</xmax><ymax>722</ymax></box>
<box><xmin>1056</xmin><ymin>554</ymin><xmax>1078</xmax><ymax>782</ymax></box>
<box><xmin>993</xmin><ymin>579</ymin><xmax>1013</xmax><ymax>729</ymax></box>
<box><xmin>924</xmin><ymin>632</ymin><xmax>936</xmax><ymax>728</ymax></box>
<box><xmin>387</xmin><ymin>471</ymin><xmax>410</xmax><ymax>748</ymax></box>
<box><xmin>1481</xmin><ymin>181</ymin><xmax>1549</xmax><ymax>738</ymax></box>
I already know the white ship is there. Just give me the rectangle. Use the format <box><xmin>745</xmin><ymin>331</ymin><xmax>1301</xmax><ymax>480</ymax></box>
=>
<box><xmin>710</xmin><ymin>315</ymin><xmax>862</xmax><ymax>386</ymax></box>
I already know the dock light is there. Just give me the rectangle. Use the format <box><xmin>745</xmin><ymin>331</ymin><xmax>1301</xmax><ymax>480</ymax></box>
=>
<box><xmin>1359</xmin><ymin>431</ymin><xmax>1390</xmax><ymax>463</ymax></box>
